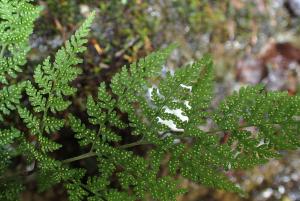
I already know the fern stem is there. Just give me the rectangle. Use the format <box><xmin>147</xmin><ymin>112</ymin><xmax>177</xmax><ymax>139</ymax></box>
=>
<box><xmin>62</xmin><ymin>151</ymin><xmax>96</xmax><ymax>163</ymax></box>
<box><xmin>90</xmin><ymin>127</ymin><xmax>102</xmax><ymax>152</ymax></box>
<box><xmin>62</xmin><ymin>140</ymin><xmax>151</xmax><ymax>163</ymax></box>
<box><xmin>0</xmin><ymin>44</ymin><xmax>7</xmax><ymax>57</ymax></box>
<box><xmin>59</xmin><ymin>124</ymin><xmax>261</xmax><ymax>164</ymax></box>
<box><xmin>119</xmin><ymin>140</ymin><xmax>151</xmax><ymax>149</ymax></box>
<box><xmin>61</xmin><ymin>120</ymin><xmax>298</xmax><ymax>164</ymax></box>
<box><xmin>78</xmin><ymin>182</ymin><xmax>107</xmax><ymax>200</ymax></box>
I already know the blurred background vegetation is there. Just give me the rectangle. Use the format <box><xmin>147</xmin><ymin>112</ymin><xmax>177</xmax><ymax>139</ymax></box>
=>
<box><xmin>23</xmin><ymin>0</ymin><xmax>300</xmax><ymax>200</ymax></box>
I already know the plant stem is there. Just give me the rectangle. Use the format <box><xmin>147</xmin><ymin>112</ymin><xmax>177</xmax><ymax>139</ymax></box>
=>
<box><xmin>78</xmin><ymin>182</ymin><xmax>106</xmax><ymax>200</ymax></box>
<box><xmin>60</xmin><ymin>126</ymin><xmax>238</xmax><ymax>164</ymax></box>
<box><xmin>61</xmin><ymin>120</ymin><xmax>298</xmax><ymax>164</ymax></box>
<box><xmin>119</xmin><ymin>140</ymin><xmax>151</xmax><ymax>149</ymax></box>
<box><xmin>62</xmin><ymin>140</ymin><xmax>151</xmax><ymax>164</ymax></box>
<box><xmin>0</xmin><ymin>44</ymin><xmax>7</xmax><ymax>58</ymax></box>
<box><xmin>62</xmin><ymin>151</ymin><xmax>97</xmax><ymax>163</ymax></box>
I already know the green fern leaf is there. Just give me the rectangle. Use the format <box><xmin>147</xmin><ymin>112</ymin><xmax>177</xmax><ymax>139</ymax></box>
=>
<box><xmin>25</xmin><ymin>82</ymin><xmax>46</xmax><ymax>113</ymax></box>
<box><xmin>0</xmin><ymin>127</ymin><xmax>20</xmax><ymax>146</ymax></box>
<box><xmin>44</xmin><ymin>116</ymin><xmax>64</xmax><ymax>134</ymax></box>
<box><xmin>17</xmin><ymin>106</ymin><xmax>40</xmax><ymax>135</ymax></box>
<box><xmin>68</xmin><ymin>114</ymin><xmax>98</xmax><ymax>146</ymax></box>
<box><xmin>0</xmin><ymin>82</ymin><xmax>26</xmax><ymax>121</ymax></box>
<box><xmin>213</xmin><ymin>85</ymin><xmax>300</xmax><ymax>169</ymax></box>
<box><xmin>0</xmin><ymin>0</ymin><xmax>41</xmax><ymax>84</ymax></box>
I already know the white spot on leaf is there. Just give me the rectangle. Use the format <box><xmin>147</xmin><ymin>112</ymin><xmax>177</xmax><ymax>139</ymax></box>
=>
<box><xmin>180</xmin><ymin>84</ymin><xmax>192</xmax><ymax>91</ymax></box>
<box><xmin>157</xmin><ymin>117</ymin><xmax>184</xmax><ymax>132</ymax></box>
<box><xmin>164</xmin><ymin>106</ymin><xmax>189</xmax><ymax>122</ymax></box>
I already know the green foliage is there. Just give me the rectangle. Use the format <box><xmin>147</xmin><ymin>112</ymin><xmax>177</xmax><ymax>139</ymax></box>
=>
<box><xmin>0</xmin><ymin>128</ymin><xmax>20</xmax><ymax>146</ymax></box>
<box><xmin>213</xmin><ymin>85</ymin><xmax>300</xmax><ymax>169</ymax></box>
<box><xmin>0</xmin><ymin>0</ymin><xmax>41</xmax><ymax>84</ymax></box>
<box><xmin>1</xmin><ymin>1</ymin><xmax>300</xmax><ymax>201</ymax></box>
<box><xmin>0</xmin><ymin>178</ymin><xmax>24</xmax><ymax>201</ymax></box>
<box><xmin>0</xmin><ymin>2</ymin><xmax>40</xmax><ymax>199</ymax></box>
<box><xmin>0</xmin><ymin>82</ymin><xmax>26</xmax><ymax>121</ymax></box>
<box><xmin>18</xmin><ymin>9</ymin><xmax>95</xmax><ymax>155</ymax></box>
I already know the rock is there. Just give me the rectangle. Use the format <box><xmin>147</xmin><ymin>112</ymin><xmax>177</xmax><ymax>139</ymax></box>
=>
<box><xmin>285</xmin><ymin>0</ymin><xmax>300</xmax><ymax>17</ymax></box>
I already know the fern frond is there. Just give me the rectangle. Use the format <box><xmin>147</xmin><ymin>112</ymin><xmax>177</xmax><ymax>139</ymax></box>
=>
<box><xmin>0</xmin><ymin>178</ymin><xmax>24</xmax><ymax>201</ymax></box>
<box><xmin>19</xmin><ymin>12</ymin><xmax>95</xmax><ymax>156</ymax></box>
<box><xmin>0</xmin><ymin>82</ymin><xmax>26</xmax><ymax>121</ymax></box>
<box><xmin>107</xmin><ymin>45</ymin><xmax>176</xmax><ymax>139</ymax></box>
<box><xmin>68</xmin><ymin>114</ymin><xmax>98</xmax><ymax>146</ymax></box>
<box><xmin>213</xmin><ymin>85</ymin><xmax>300</xmax><ymax>169</ymax></box>
<box><xmin>17</xmin><ymin>106</ymin><xmax>40</xmax><ymax>135</ymax></box>
<box><xmin>0</xmin><ymin>0</ymin><xmax>41</xmax><ymax>84</ymax></box>
<box><xmin>29</xmin><ymin>11</ymin><xmax>95</xmax><ymax>113</ymax></box>
<box><xmin>38</xmin><ymin>166</ymin><xmax>85</xmax><ymax>192</ymax></box>
<box><xmin>0</xmin><ymin>4</ymin><xmax>40</xmax><ymax>200</ymax></box>
<box><xmin>0</xmin><ymin>0</ymin><xmax>40</xmax><ymax>44</ymax></box>
<box><xmin>33</xmin><ymin>58</ymin><xmax>55</xmax><ymax>95</ymax></box>
<box><xmin>65</xmin><ymin>182</ymin><xmax>88</xmax><ymax>201</ymax></box>
<box><xmin>1</xmin><ymin>0</ymin><xmax>300</xmax><ymax>199</ymax></box>
<box><xmin>86</xmin><ymin>86</ymin><xmax>124</xmax><ymax>142</ymax></box>
<box><xmin>37</xmin><ymin>135</ymin><xmax>62</xmax><ymax>153</ymax></box>
<box><xmin>44</xmin><ymin>116</ymin><xmax>64</xmax><ymax>134</ymax></box>
<box><xmin>46</xmin><ymin>11</ymin><xmax>95</xmax><ymax>98</ymax></box>
<box><xmin>25</xmin><ymin>82</ymin><xmax>46</xmax><ymax>113</ymax></box>
<box><xmin>0</xmin><ymin>127</ymin><xmax>20</xmax><ymax>146</ymax></box>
